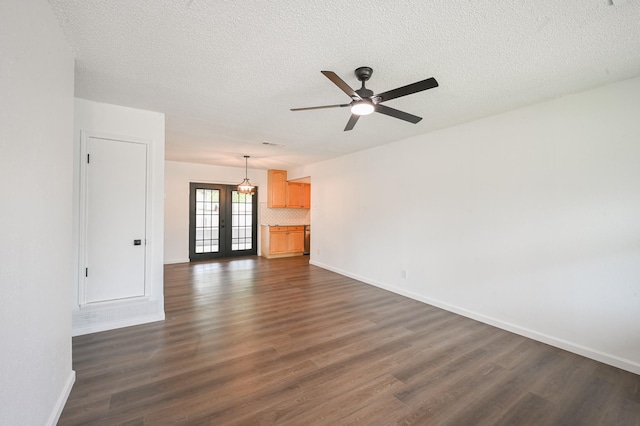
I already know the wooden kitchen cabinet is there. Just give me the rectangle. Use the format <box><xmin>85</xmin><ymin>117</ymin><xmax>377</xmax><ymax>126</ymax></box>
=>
<box><xmin>268</xmin><ymin>228</ymin><xmax>289</xmax><ymax>254</ymax></box>
<box><xmin>261</xmin><ymin>226</ymin><xmax>305</xmax><ymax>258</ymax></box>
<box><xmin>267</xmin><ymin>170</ymin><xmax>287</xmax><ymax>208</ymax></box>
<box><xmin>286</xmin><ymin>182</ymin><xmax>310</xmax><ymax>208</ymax></box>
<box><xmin>287</xmin><ymin>182</ymin><xmax>304</xmax><ymax>208</ymax></box>
<box><xmin>287</xmin><ymin>226</ymin><xmax>304</xmax><ymax>252</ymax></box>
<box><xmin>301</xmin><ymin>183</ymin><xmax>310</xmax><ymax>209</ymax></box>
<box><xmin>267</xmin><ymin>169</ymin><xmax>311</xmax><ymax>209</ymax></box>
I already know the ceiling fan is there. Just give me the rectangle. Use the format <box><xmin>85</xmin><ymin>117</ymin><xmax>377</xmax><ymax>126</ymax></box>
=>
<box><xmin>291</xmin><ymin>67</ymin><xmax>438</xmax><ymax>131</ymax></box>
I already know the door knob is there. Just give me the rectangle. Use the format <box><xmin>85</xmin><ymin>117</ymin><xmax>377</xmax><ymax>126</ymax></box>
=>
<box><xmin>133</xmin><ymin>239</ymin><xmax>142</xmax><ymax>246</ymax></box>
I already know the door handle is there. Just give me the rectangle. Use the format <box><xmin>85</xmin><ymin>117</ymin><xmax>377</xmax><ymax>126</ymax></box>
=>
<box><xmin>133</xmin><ymin>239</ymin><xmax>142</xmax><ymax>246</ymax></box>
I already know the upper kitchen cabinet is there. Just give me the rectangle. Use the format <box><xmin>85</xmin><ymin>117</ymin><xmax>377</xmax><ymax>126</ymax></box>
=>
<box><xmin>267</xmin><ymin>170</ymin><xmax>311</xmax><ymax>209</ymax></box>
<box><xmin>287</xmin><ymin>182</ymin><xmax>304</xmax><ymax>208</ymax></box>
<box><xmin>287</xmin><ymin>182</ymin><xmax>311</xmax><ymax>208</ymax></box>
<box><xmin>301</xmin><ymin>183</ymin><xmax>310</xmax><ymax>209</ymax></box>
<box><xmin>267</xmin><ymin>169</ymin><xmax>287</xmax><ymax>208</ymax></box>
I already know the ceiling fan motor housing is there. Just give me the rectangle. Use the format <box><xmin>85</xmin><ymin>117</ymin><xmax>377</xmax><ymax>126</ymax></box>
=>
<box><xmin>355</xmin><ymin>66</ymin><xmax>373</xmax><ymax>82</ymax></box>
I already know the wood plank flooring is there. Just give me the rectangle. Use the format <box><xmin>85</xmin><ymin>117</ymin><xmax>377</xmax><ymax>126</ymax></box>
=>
<box><xmin>59</xmin><ymin>256</ymin><xmax>640</xmax><ymax>425</ymax></box>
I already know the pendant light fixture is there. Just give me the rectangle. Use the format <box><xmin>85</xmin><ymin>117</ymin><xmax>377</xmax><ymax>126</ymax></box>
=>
<box><xmin>237</xmin><ymin>155</ymin><xmax>255</xmax><ymax>195</ymax></box>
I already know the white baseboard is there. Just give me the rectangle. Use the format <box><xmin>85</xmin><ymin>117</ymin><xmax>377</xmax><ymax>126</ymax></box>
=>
<box><xmin>72</xmin><ymin>312</ymin><xmax>165</xmax><ymax>336</ymax></box>
<box><xmin>310</xmin><ymin>260</ymin><xmax>640</xmax><ymax>375</ymax></box>
<box><xmin>73</xmin><ymin>298</ymin><xmax>165</xmax><ymax>336</ymax></box>
<box><xmin>164</xmin><ymin>258</ymin><xmax>189</xmax><ymax>265</ymax></box>
<box><xmin>47</xmin><ymin>370</ymin><xmax>75</xmax><ymax>426</ymax></box>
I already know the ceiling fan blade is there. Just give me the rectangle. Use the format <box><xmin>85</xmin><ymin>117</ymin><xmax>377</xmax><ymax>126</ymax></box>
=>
<box><xmin>321</xmin><ymin>71</ymin><xmax>361</xmax><ymax>100</ymax></box>
<box><xmin>344</xmin><ymin>114</ymin><xmax>360</xmax><ymax>131</ymax></box>
<box><xmin>375</xmin><ymin>77</ymin><xmax>438</xmax><ymax>103</ymax></box>
<box><xmin>291</xmin><ymin>104</ymin><xmax>350</xmax><ymax>111</ymax></box>
<box><xmin>375</xmin><ymin>104</ymin><xmax>422</xmax><ymax>124</ymax></box>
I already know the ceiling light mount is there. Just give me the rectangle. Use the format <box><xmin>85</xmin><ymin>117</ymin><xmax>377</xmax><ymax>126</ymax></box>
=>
<box><xmin>354</xmin><ymin>66</ymin><xmax>373</xmax><ymax>83</ymax></box>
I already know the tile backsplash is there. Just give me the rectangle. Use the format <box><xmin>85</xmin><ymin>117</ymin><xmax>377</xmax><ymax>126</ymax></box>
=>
<box><xmin>260</xmin><ymin>202</ymin><xmax>310</xmax><ymax>225</ymax></box>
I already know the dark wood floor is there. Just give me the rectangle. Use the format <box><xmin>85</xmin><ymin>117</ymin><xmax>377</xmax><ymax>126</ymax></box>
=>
<box><xmin>59</xmin><ymin>256</ymin><xmax>640</xmax><ymax>425</ymax></box>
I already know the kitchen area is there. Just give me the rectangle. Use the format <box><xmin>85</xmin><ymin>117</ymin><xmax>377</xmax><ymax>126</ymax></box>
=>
<box><xmin>260</xmin><ymin>170</ymin><xmax>311</xmax><ymax>259</ymax></box>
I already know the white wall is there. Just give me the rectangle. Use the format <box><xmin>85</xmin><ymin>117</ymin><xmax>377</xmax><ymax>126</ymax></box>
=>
<box><xmin>165</xmin><ymin>160</ymin><xmax>267</xmax><ymax>263</ymax></box>
<box><xmin>73</xmin><ymin>99</ymin><xmax>165</xmax><ymax>335</ymax></box>
<box><xmin>301</xmin><ymin>77</ymin><xmax>640</xmax><ymax>374</ymax></box>
<box><xmin>0</xmin><ymin>0</ymin><xmax>75</xmax><ymax>424</ymax></box>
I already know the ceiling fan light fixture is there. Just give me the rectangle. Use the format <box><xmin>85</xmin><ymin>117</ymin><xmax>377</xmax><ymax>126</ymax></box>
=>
<box><xmin>237</xmin><ymin>155</ymin><xmax>255</xmax><ymax>195</ymax></box>
<box><xmin>351</xmin><ymin>100</ymin><xmax>375</xmax><ymax>116</ymax></box>
<box><xmin>291</xmin><ymin>67</ymin><xmax>438</xmax><ymax>131</ymax></box>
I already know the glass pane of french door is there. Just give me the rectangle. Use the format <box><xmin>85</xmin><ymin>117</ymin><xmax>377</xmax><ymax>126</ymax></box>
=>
<box><xmin>231</xmin><ymin>191</ymin><xmax>253</xmax><ymax>251</ymax></box>
<box><xmin>194</xmin><ymin>188</ymin><xmax>220</xmax><ymax>254</ymax></box>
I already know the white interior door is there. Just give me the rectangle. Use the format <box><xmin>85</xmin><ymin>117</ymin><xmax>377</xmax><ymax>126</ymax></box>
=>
<box><xmin>84</xmin><ymin>136</ymin><xmax>147</xmax><ymax>303</ymax></box>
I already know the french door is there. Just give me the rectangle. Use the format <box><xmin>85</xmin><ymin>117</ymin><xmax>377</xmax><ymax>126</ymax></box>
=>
<box><xmin>189</xmin><ymin>183</ymin><xmax>258</xmax><ymax>260</ymax></box>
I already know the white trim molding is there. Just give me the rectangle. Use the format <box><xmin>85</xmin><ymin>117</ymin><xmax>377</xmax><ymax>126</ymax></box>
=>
<box><xmin>46</xmin><ymin>370</ymin><xmax>75</xmax><ymax>426</ymax></box>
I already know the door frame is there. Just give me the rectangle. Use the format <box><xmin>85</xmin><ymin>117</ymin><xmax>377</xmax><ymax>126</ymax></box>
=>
<box><xmin>78</xmin><ymin>131</ymin><xmax>152</xmax><ymax>306</ymax></box>
<box><xmin>188</xmin><ymin>182</ymin><xmax>258</xmax><ymax>261</ymax></box>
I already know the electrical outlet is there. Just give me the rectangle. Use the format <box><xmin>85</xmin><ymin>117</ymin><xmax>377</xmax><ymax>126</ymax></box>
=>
<box><xmin>401</xmin><ymin>269</ymin><xmax>408</xmax><ymax>279</ymax></box>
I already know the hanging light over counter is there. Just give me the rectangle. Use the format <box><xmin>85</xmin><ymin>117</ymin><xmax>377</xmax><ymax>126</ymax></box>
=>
<box><xmin>237</xmin><ymin>155</ymin><xmax>255</xmax><ymax>195</ymax></box>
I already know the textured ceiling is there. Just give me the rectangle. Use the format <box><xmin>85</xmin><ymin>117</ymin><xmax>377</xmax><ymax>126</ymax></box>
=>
<box><xmin>49</xmin><ymin>0</ymin><xmax>640</xmax><ymax>170</ymax></box>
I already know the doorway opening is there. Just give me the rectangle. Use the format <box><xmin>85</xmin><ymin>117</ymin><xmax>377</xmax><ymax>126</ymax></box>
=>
<box><xmin>189</xmin><ymin>183</ymin><xmax>258</xmax><ymax>261</ymax></box>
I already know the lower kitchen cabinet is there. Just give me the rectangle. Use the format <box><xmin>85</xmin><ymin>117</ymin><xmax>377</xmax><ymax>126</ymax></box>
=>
<box><xmin>261</xmin><ymin>226</ymin><xmax>305</xmax><ymax>258</ymax></box>
<box><xmin>287</xmin><ymin>227</ymin><xmax>304</xmax><ymax>252</ymax></box>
